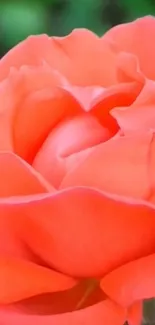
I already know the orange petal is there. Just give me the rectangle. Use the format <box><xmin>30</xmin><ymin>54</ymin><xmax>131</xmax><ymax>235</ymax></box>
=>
<box><xmin>0</xmin><ymin>35</ymin><xmax>56</xmax><ymax>81</ymax></box>
<box><xmin>0</xmin><ymin>30</ymin><xmax>120</xmax><ymax>87</ymax></box>
<box><xmin>33</xmin><ymin>114</ymin><xmax>109</xmax><ymax>188</ymax></box>
<box><xmin>111</xmin><ymin>79</ymin><xmax>155</xmax><ymax>134</ymax></box>
<box><xmin>11</xmin><ymin>66</ymin><xmax>82</xmax><ymax>162</ymax></box>
<box><xmin>89</xmin><ymin>53</ymin><xmax>143</xmax><ymax>135</ymax></box>
<box><xmin>0</xmin><ymin>78</ymin><xmax>15</xmax><ymax>151</ymax></box>
<box><xmin>63</xmin><ymin>75</ymin><xmax>142</xmax><ymax>137</ymax></box>
<box><xmin>115</xmin><ymin>52</ymin><xmax>144</xmax><ymax>84</ymax></box>
<box><xmin>127</xmin><ymin>301</ymin><xmax>143</xmax><ymax>325</ymax></box>
<box><xmin>0</xmin><ymin>63</ymin><xmax>67</xmax><ymax>155</ymax></box>
<box><xmin>91</xmin><ymin>78</ymin><xmax>143</xmax><ymax>119</ymax></box>
<box><xmin>0</xmin><ymin>209</ymin><xmax>34</xmax><ymax>262</ymax></box>
<box><xmin>61</xmin><ymin>132</ymin><xmax>155</xmax><ymax>202</ymax></box>
<box><xmin>101</xmin><ymin>254</ymin><xmax>155</xmax><ymax>307</ymax></box>
<box><xmin>0</xmin><ymin>152</ymin><xmax>54</xmax><ymax>196</ymax></box>
<box><xmin>0</xmin><ymin>300</ymin><xmax>126</xmax><ymax>325</ymax></box>
<box><xmin>5</xmin><ymin>280</ymin><xmax>105</xmax><ymax>314</ymax></box>
<box><xmin>0</xmin><ymin>257</ymin><xmax>77</xmax><ymax>303</ymax></box>
<box><xmin>2</xmin><ymin>188</ymin><xmax>155</xmax><ymax>278</ymax></box>
<box><xmin>104</xmin><ymin>16</ymin><xmax>155</xmax><ymax>79</ymax></box>
<box><xmin>62</xmin><ymin>85</ymin><xmax>105</xmax><ymax>111</ymax></box>
<box><xmin>50</xmin><ymin>29</ymin><xmax>118</xmax><ymax>86</ymax></box>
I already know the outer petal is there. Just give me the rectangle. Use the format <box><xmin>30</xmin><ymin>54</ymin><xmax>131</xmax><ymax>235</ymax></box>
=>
<box><xmin>0</xmin><ymin>300</ymin><xmax>126</xmax><ymax>325</ymax></box>
<box><xmin>1</xmin><ymin>188</ymin><xmax>155</xmax><ymax>277</ymax></box>
<box><xmin>101</xmin><ymin>254</ymin><xmax>155</xmax><ymax>307</ymax></box>
<box><xmin>111</xmin><ymin>79</ymin><xmax>155</xmax><ymax>134</ymax></box>
<box><xmin>61</xmin><ymin>132</ymin><xmax>155</xmax><ymax>202</ymax></box>
<box><xmin>48</xmin><ymin>29</ymin><xmax>119</xmax><ymax>87</ymax></box>
<box><xmin>0</xmin><ymin>35</ymin><xmax>56</xmax><ymax>81</ymax></box>
<box><xmin>0</xmin><ymin>31</ymin><xmax>118</xmax><ymax>87</ymax></box>
<box><xmin>104</xmin><ymin>16</ymin><xmax>155</xmax><ymax>79</ymax></box>
<box><xmin>0</xmin><ymin>257</ymin><xmax>77</xmax><ymax>303</ymax></box>
<box><xmin>0</xmin><ymin>29</ymin><xmax>145</xmax><ymax>88</ymax></box>
<box><xmin>0</xmin><ymin>152</ymin><xmax>54</xmax><ymax>196</ymax></box>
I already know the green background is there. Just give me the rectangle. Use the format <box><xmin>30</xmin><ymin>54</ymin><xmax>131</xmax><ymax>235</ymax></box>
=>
<box><xmin>0</xmin><ymin>1</ymin><xmax>155</xmax><ymax>323</ymax></box>
<box><xmin>0</xmin><ymin>0</ymin><xmax>155</xmax><ymax>57</ymax></box>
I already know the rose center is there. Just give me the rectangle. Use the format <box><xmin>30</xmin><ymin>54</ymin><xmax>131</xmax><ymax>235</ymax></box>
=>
<box><xmin>32</xmin><ymin>114</ymin><xmax>113</xmax><ymax>188</ymax></box>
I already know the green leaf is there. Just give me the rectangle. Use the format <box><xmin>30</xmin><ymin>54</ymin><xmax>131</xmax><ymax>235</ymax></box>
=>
<box><xmin>0</xmin><ymin>1</ymin><xmax>48</xmax><ymax>49</ymax></box>
<box><xmin>120</xmin><ymin>0</ymin><xmax>155</xmax><ymax>20</ymax></box>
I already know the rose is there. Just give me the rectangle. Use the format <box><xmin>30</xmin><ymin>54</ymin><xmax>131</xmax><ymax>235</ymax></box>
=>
<box><xmin>0</xmin><ymin>15</ymin><xmax>155</xmax><ymax>325</ymax></box>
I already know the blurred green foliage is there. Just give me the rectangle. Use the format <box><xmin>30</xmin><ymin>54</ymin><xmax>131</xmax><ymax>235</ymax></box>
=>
<box><xmin>0</xmin><ymin>0</ymin><xmax>155</xmax><ymax>56</ymax></box>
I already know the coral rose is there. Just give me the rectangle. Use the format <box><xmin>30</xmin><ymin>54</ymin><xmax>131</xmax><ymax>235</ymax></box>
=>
<box><xmin>0</xmin><ymin>15</ymin><xmax>155</xmax><ymax>325</ymax></box>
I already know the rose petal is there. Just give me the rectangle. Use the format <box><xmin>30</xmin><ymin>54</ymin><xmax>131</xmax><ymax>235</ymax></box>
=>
<box><xmin>0</xmin><ymin>78</ymin><xmax>15</xmax><ymax>151</ymax></box>
<box><xmin>0</xmin><ymin>63</ymin><xmax>68</xmax><ymax>155</ymax></box>
<box><xmin>127</xmin><ymin>301</ymin><xmax>143</xmax><ymax>325</ymax></box>
<box><xmin>115</xmin><ymin>52</ymin><xmax>144</xmax><ymax>84</ymax></box>
<box><xmin>0</xmin><ymin>299</ymin><xmax>126</xmax><ymax>325</ymax></box>
<box><xmin>0</xmin><ymin>35</ymin><xmax>55</xmax><ymax>81</ymax></box>
<box><xmin>63</xmin><ymin>78</ymin><xmax>142</xmax><ymax>138</ymax></box>
<box><xmin>62</xmin><ymin>85</ymin><xmax>105</xmax><ymax>111</ymax></box>
<box><xmin>104</xmin><ymin>16</ymin><xmax>155</xmax><ymax>79</ymax></box>
<box><xmin>0</xmin><ymin>152</ymin><xmax>54</xmax><ymax>197</ymax></box>
<box><xmin>91</xmin><ymin>78</ymin><xmax>143</xmax><ymax>114</ymax></box>
<box><xmin>111</xmin><ymin>79</ymin><xmax>155</xmax><ymax>134</ymax></box>
<box><xmin>0</xmin><ymin>257</ymin><xmax>77</xmax><ymax>303</ymax></box>
<box><xmin>5</xmin><ymin>280</ymin><xmax>105</xmax><ymax>314</ymax></box>
<box><xmin>50</xmin><ymin>29</ymin><xmax>118</xmax><ymax>86</ymax></box>
<box><xmin>101</xmin><ymin>254</ymin><xmax>155</xmax><ymax>307</ymax></box>
<box><xmin>33</xmin><ymin>114</ymin><xmax>109</xmax><ymax>188</ymax></box>
<box><xmin>11</xmin><ymin>64</ymin><xmax>142</xmax><ymax>163</ymax></box>
<box><xmin>2</xmin><ymin>188</ymin><xmax>155</xmax><ymax>278</ymax></box>
<box><xmin>0</xmin><ymin>30</ymin><xmax>119</xmax><ymax>87</ymax></box>
<box><xmin>61</xmin><ymin>132</ymin><xmax>155</xmax><ymax>202</ymax></box>
<box><xmin>11</xmin><ymin>67</ymin><xmax>82</xmax><ymax>162</ymax></box>
<box><xmin>12</xmin><ymin>285</ymin><xmax>139</xmax><ymax>322</ymax></box>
